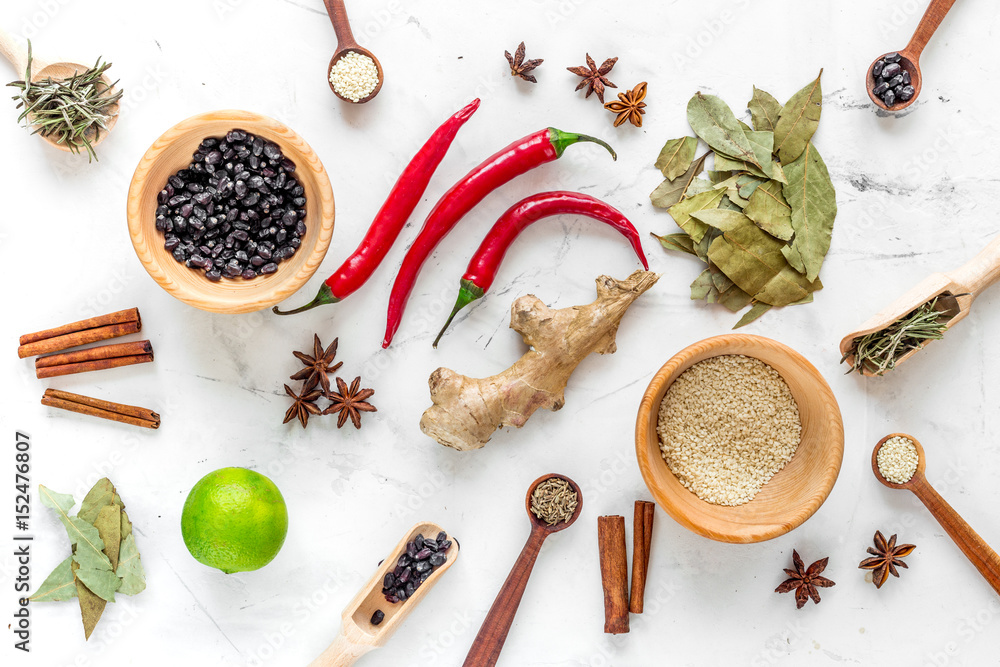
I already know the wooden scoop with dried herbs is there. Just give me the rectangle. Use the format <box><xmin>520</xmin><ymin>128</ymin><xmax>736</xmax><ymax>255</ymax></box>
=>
<box><xmin>30</xmin><ymin>478</ymin><xmax>146</xmax><ymax>640</ymax></box>
<box><xmin>650</xmin><ymin>71</ymin><xmax>836</xmax><ymax>328</ymax></box>
<box><xmin>6</xmin><ymin>41</ymin><xmax>122</xmax><ymax>161</ymax></box>
<box><xmin>842</xmin><ymin>296</ymin><xmax>952</xmax><ymax>375</ymax></box>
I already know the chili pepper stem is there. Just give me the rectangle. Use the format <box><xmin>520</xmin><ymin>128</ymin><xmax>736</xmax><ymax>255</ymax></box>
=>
<box><xmin>433</xmin><ymin>280</ymin><xmax>486</xmax><ymax>348</ymax></box>
<box><xmin>271</xmin><ymin>283</ymin><xmax>341</xmax><ymax>315</ymax></box>
<box><xmin>548</xmin><ymin>128</ymin><xmax>617</xmax><ymax>161</ymax></box>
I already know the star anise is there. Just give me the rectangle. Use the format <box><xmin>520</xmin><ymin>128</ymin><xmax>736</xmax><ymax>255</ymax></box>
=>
<box><xmin>604</xmin><ymin>81</ymin><xmax>647</xmax><ymax>128</ymax></box>
<box><xmin>323</xmin><ymin>376</ymin><xmax>377</xmax><ymax>429</ymax></box>
<box><xmin>859</xmin><ymin>531</ymin><xmax>916</xmax><ymax>588</ymax></box>
<box><xmin>291</xmin><ymin>334</ymin><xmax>342</xmax><ymax>394</ymax></box>
<box><xmin>567</xmin><ymin>54</ymin><xmax>618</xmax><ymax>103</ymax></box>
<box><xmin>775</xmin><ymin>550</ymin><xmax>835</xmax><ymax>609</ymax></box>
<box><xmin>504</xmin><ymin>42</ymin><xmax>543</xmax><ymax>83</ymax></box>
<box><xmin>283</xmin><ymin>376</ymin><xmax>323</xmax><ymax>429</ymax></box>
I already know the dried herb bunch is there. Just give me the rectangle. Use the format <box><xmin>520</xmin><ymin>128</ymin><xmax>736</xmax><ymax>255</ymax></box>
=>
<box><xmin>858</xmin><ymin>530</ymin><xmax>915</xmax><ymax>588</ymax></box>
<box><xmin>6</xmin><ymin>41</ymin><xmax>122</xmax><ymax>161</ymax></box>
<box><xmin>775</xmin><ymin>550</ymin><xmax>835</xmax><ymax>609</ymax></box>
<box><xmin>844</xmin><ymin>297</ymin><xmax>951</xmax><ymax>375</ymax></box>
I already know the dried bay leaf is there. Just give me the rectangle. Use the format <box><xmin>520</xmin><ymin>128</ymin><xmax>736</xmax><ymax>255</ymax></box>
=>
<box><xmin>650</xmin><ymin>153</ymin><xmax>709</xmax><ymax>210</ymax></box>
<box><xmin>668</xmin><ymin>188</ymin><xmax>726</xmax><ymax>242</ymax></box>
<box><xmin>73</xmin><ymin>561</ymin><xmax>106</xmax><ymax>640</ymax></box>
<box><xmin>690</xmin><ymin>269</ymin><xmax>715</xmax><ymax>301</ymax></box>
<box><xmin>78</xmin><ymin>478</ymin><xmax>122</xmax><ymax>524</ymax></box>
<box><xmin>734</xmin><ymin>302</ymin><xmax>772</xmax><ymax>328</ymax></box>
<box><xmin>782</xmin><ymin>142</ymin><xmax>837</xmax><ymax>282</ymax></box>
<box><xmin>713</xmin><ymin>153</ymin><xmax>768</xmax><ymax>179</ymax></box>
<box><xmin>121</xmin><ymin>508</ymin><xmax>133</xmax><ymax>540</ymax></box>
<box><xmin>75</xmin><ymin>566</ymin><xmax>121</xmax><ymax>603</ymax></box>
<box><xmin>687</xmin><ymin>93</ymin><xmax>762</xmax><ymax>169</ymax></box>
<box><xmin>95</xmin><ymin>505</ymin><xmax>122</xmax><ymax>570</ymax></box>
<box><xmin>736</xmin><ymin>174</ymin><xmax>767</xmax><ymax>200</ymax></box>
<box><xmin>655</xmin><ymin>136</ymin><xmax>698</xmax><ymax>180</ymax></box>
<box><xmin>744</xmin><ymin>180</ymin><xmax>793</xmax><ymax>240</ymax></box>
<box><xmin>116</xmin><ymin>534</ymin><xmax>146</xmax><ymax>595</ymax></box>
<box><xmin>754</xmin><ymin>264</ymin><xmax>823</xmax><ymax>307</ymax></box>
<box><xmin>749</xmin><ymin>87</ymin><xmax>782</xmax><ymax>132</ymax></box>
<box><xmin>773</xmin><ymin>70</ymin><xmax>823</xmax><ymax>164</ymax></box>
<box><xmin>717</xmin><ymin>282</ymin><xmax>754</xmax><ymax>312</ymax></box>
<box><xmin>653</xmin><ymin>232</ymin><xmax>696</xmax><ymax>255</ymax></box>
<box><xmin>30</xmin><ymin>556</ymin><xmax>78</xmax><ymax>602</ymax></box>
<box><xmin>745</xmin><ymin>131</ymin><xmax>774</xmax><ymax>178</ymax></box>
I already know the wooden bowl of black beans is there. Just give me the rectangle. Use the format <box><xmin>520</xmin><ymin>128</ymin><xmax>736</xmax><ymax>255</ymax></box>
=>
<box><xmin>127</xmin><ymin>110</ymin><xmax>335</xmax><ymax>313</ymax></box>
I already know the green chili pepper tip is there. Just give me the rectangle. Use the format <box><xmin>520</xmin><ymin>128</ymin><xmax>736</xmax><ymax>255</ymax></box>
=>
<box><xmin>272</xmin><ymin>283</ymin><xmax>340</xmax><ymax>315</ymax></box>
<box><xmin>433</xmin><ymin>280</ymin><xmax>486</xmax><ymax>348</ymax></box>
<box><xmin>547</xmin><ymin>128</ymin><xmax>617</xmax><ymax>161</ymax></box>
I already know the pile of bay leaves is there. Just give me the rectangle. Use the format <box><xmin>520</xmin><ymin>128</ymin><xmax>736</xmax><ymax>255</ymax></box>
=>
<box><xmin>31</xmin><ymin>478</ymin><xmax>146</xmax><ymax>639</ymax></box>
<box><xmin>651</xmin><ymin>71</ymin><xmax>837</xmax><ymax>327</ymax></box>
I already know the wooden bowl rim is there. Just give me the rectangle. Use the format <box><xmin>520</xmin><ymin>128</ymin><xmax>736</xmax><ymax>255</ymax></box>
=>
<box><xmin>634</xmin><ymin>334</ymin><xmax>844</xmax><ymax>543</ymax></box>
<box><xmin>126</xmin><ymin>109</ymin><xmax>335</xmax><ymax>313</ymax></box>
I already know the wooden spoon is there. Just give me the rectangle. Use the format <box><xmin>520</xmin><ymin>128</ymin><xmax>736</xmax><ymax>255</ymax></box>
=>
<box><xmin>866</xmin><ymin>0</ymin><xmax>959</xmax><ymax>112</ymax></box>
<box><xmin>872</xmin><ymin>434</ymin><xmax>1000</xmax><ymax>595</ymax></box>
<box><xmin>322</xmin><ymin>0</ymin><xmax>384</xmax><ymax>103</ymax></box>
<box><xmin>462</xmin><ymin>474</ymin><xmax>583</xmax><ymax>667</ymax></box>
<box><xmin>839</xmin><ymin>234</ymin><xmax>1000</xmax><ymax>376</ymax></box>
<box><xmin>0</xmin><ymin>27</ymin><xmax>119</xmax><ymax>152</ymax></box>
<box><xmin>308</xmin><ymin>522</ymin><xmax>458</xmax><ymax>666</ymax></box>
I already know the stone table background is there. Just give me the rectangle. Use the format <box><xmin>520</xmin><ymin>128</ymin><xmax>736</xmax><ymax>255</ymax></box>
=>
<box><xmin>2</xmin><ymin>0</ymin><xmax>999</xmax><ymax>665</ymax></box>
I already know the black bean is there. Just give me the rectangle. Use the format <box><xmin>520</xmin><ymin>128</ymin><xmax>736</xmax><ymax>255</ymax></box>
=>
<box><xmin>429</xmin><ymin>553</ymin><xmax>446</xmax><ymax>566</ymax></box>
<box><xmin>233</xmin><ymin>230</ymin><xmax>249</xmax><ymax>242</ymax></box>
<box><xmin>881</xmin><ymin>63</ymin><xmax>901</xmax><ymax>79</ymax></box>
<box><xmin>883</xmin><ymin>89</ymin><xmax>895</xmax><ymax>106</ymax></box>
<box><xmin>241</xmin><ymin>268</ymin><xmax>257</xmax><ymax>280</ymax></box>
<box><xmin>415</xmin><ymin>561</ymin><xmax>431</xmax><ymax>573</ymax></box>
<box><xmin>872</xmin><ymin>60</ymin><xmax>885</xmax><ymax>77</ymax></box>
<box><xmin>275</xmin><ymin>229</ymin><xmax>287</xmax><ymax>244</ymax></box>
<box><xmin>168</xmin><ymin>194</ymin><xmax>190</xmax><ymax>206</ymax></box>
<box><xmin>192</xmin><ymin>191</ymin><xmax>213</xmax><ymax>206</ymax></box>
<box><xmin>405</xmin><ymin>582</ymin><xmax>415</xmax><ymax>598</ymax></box>
<box><xmin>370</xmin><ymin>610</ymin><xmax>384</xmax><ymax>626</ymax></box>
<box><xmin>235</xmin><ymin>181</ymin><xmax>248</xmax><ymax>198</ymax></box>
<box><xmin>249</xmin><ymin>175</ymin><xmax>264</xmax><ymax>189</ymax></box>
<box><xmin>886</xmin><ymin>74</ymin><xmax>904</xmax><ymax>88</ymax></box>
<box><xmin>385</xmin><ymin>595</ymin><xmax>399</xmax><ymax>604</ymax></box>
<box><xmin>384</xmin><ymin>573</ymin><xmax>395</xmax><ymax>589</ymax></box>
<box><xmin>205</xmin><ymin>151</ymin><xmax>222</xmax><ymax>165</ymax></box>
<box><xmin>205</xmin><ymin>269</ymin><xmax>222</xmax><ymax>281</ymax></box>
<box><xmin>164</xmin><ymin>236</ymin><xmax>180</xmax><ymax>250</ymax></box>
<box><xmin>155</xmin><ymin>216</ymin><xmax>168</xmax><ymax>231</ymax></box>
<box><xmin>873</xmin><ymin>82</ymin><xmax>889</xmax><ymax>96</ymax></box>
<box><xmin>415</xmin><ymin>548</ymin><xmax>433</xmax><ymax>561</ymax></box>
<box><xmin>257</xmin><ymin>246</ymin><xmax>272</xmax><ymax>260</ymax></box>
<box><xmin>438</xmin><ymin>540</ymin><xmax>452</xmax><ymax>551</ymax></box>
<box><xmin>244</xmin><ymin>191</ymin><xmax>260</xmax><ymax>207</ymax></box>
<box><xmin>281</xmin><ymin>158</ymin><xmax>296</xmax><ymax>172</ymax></box>
<box><xmin>884</xmin><ymin>52</ymin><xmax>901</xmax><ymax>63</ymax></box>
<box><xmin>263</xmin><ymin>142</ymin><xmax>281</xmax><ymax>160</ymax></box>
<box><xmin>899</xmin><ymin>85</ymin><xmax>915</xmax><ymax>101</ymax></box>
<box><xmin>261</xmin><ymin>262</ymin><xmax>278</xmax><ymax>274</ymax></box>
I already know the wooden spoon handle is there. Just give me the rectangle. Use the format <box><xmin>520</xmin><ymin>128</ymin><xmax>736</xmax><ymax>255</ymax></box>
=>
<box><xmin>911</xmin><ymin>476</ymin><xmax>1000</xmax><ymax>596</ymax></box>
<box><xmin>946</xmin><ymin>234</ymin><xmax>1000</xmax><ymax>299</ymax></box>
<box><xmin>904</xmin><ymin>0</ymin><xmax>959</xmax><ymax>60</ymax></box>
<box><xmin>308</xmin><ymin>624</ymin><xmax>373</xmax><ymax>667</ymax></box>
<box><xmin>322</xmin><ymin>0</ymin><xmax>359</xmax><ymax>50</ymax></box>
<box><xmin>0</xmin><ymin>26</ymin><xmax>31</xmax><ymax>75</ymax></box>
<box><xmin>462</xmin><ymin>527</ymin><xmax>547</xmax><ymax>667</ymax></box>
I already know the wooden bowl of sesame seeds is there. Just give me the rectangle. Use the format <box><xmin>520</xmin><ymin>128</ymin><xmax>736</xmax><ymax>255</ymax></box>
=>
<box><xmin>635</xmin><ymin>334</ymin><xmax>844</xmax><ymax>543</ymax></box>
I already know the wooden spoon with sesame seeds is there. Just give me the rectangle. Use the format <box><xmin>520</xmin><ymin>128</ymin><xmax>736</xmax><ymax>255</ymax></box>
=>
<box><xmin>872</xmin><ymin>433</ymin><xmax>1000</xmax><ymax>595</ymax></box>
<box><xmin>462</xmin><ymin>474</ymin><xmax>583</xmax><ymax>667</ymax></box>
<box><xmin>322</xmin><ymin>0</ymin><xmax>384</xmax><ymax>103</ymax></box>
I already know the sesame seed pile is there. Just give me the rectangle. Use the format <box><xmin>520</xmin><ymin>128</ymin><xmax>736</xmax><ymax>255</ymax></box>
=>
<box><xmin>877</xmin><ymin>435</ymin><xmax>918</xmax><ymax>484</ymax></box>
<box><xmin>656</xmin><ymin>355</ymin><xmax>802</xmax><ymax>506</ymax></box>
<box><xmin>329</xmin><ymin>51</ymin><xmax>380</xmax><ymax>102</ymax></box>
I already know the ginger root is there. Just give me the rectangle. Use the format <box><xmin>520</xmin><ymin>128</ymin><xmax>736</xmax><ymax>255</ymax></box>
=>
<box><xmin>420</xmin><ymin>270</ymin><xmax>660</xmax><ymax>450</ymax></box>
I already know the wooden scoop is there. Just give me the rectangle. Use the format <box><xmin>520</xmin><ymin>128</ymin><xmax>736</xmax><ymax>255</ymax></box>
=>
<box><xmin>308</xmin><ymin>522</ymin><xmax>458</xmax><ymax>666</ymax></box>
<box><xmin>872</xmin><ymin>434</ymin><xmax>1000</xmax><ymax>596</ymax></box>
<box><xmin>322</xmin><ymin>0</ymin><xmax>384</xmax><ymax>103</ymax></box>
<box><xmin>839</xmin><ymin>234</ymin><xmax>1000</xmax><ymax>376</ymax></box>
<box><xmin>0</xmin><ymin>27</ymin><xmax>119</xmax><ymax>152</ymax></box>
<box><xmin>866</xmin><ymin>0</ymin><xmax>959</xmax><ymax>112</ymax></box>
<box><xmin>462</xmin><ymin>474</ymin><xmax>583</xmax><ymax>667</ymax></box>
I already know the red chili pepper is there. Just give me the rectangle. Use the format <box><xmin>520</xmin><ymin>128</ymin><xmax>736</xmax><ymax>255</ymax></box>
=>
<box><xmin>432</xmin><ymin>191</ymin><xmax>648</xmax><ymax>347</ymax></box>
<box><xmin>381</xmin><ymin>128</ymin><xmax>616</xmax><ymax>347</ymax></box>
<box><xmin>272</xmin><ymin>99</ymin><xmax>481</xmax><ymax>315</ymax></box>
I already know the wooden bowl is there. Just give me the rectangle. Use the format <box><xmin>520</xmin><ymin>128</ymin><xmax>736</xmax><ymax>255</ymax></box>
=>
<box><xmin>635</xmin><ymin>334</ymin><xmax>844</xmax><ymax>543</ymax></box>
<box><xmin>127</xmin><ymin>110</ymin><xmax>335</xmax><ymax>313</ymax></box>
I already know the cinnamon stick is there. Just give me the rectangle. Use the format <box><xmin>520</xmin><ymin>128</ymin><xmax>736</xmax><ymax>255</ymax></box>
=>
<box><xmin>629</xmin><ymin>501</ymin><xmax>655</xmax><ymax>614</ymax></box>
<box><xmin>42</xmin><ymin>389</ymin><xmax>160</xmax><ymax>429</ymax></box>
<box><xmin>35</xmin><ymin>340</ymin><xmax>153</xmax><ymax>369</ymax></box>
<box><xmin>35</xmin><ymin>340</ymin><xmax>153</xmax><ymax>378</ymax></box>
<box><xmin>598</xmin><ymin>515</ymin><xmax>629</xmax><ymax>634</ymax></box>
<box><xmin>18</xmin><ymin>308</ymin><xmax>141</xmax><ymax>358</ymax></box>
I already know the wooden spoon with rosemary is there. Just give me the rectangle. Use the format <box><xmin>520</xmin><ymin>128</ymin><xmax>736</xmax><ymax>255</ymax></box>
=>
<box><xmin>0</xmin><ymin>28</ymin><xmax>121</xmax><ymax>160</ymax></box>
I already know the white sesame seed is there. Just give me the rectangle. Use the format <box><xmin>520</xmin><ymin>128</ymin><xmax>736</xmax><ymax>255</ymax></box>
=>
<box><xmin>329</xmin><ymin>51</ymin><xmax>380</xmax><ymax>102</ymax></box>
<box><xmin>656</xmin><ymin>355</ymin><xmax>801</xmax><ymax>507</ymax></box>
<box><xmin>877</xmin><ymin>436</ymin><xmax>918</xmax><ymax>484</ymax></box>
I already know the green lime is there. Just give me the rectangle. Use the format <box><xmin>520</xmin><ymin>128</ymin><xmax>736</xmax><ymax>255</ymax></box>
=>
<box><xmin>181</xmin><ymin>467</ymin><xmax>288</xmax><ymax>574</ymax></box>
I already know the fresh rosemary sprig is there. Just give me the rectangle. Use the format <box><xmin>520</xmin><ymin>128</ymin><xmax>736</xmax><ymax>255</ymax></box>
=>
<box><xmin>844</xmin><ymin>296</ymin><xmax>950</xmax><ymax>376</ymax></box>
<box><xmin>6</xmin><ymin>40</ymin><xmax>123</xmax><ymax>162</ymax></box>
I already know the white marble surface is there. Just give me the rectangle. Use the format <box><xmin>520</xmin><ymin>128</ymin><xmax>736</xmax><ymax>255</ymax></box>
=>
<box><xmin>3</xmin><ymin>0</ymin><xmax>1000</xmax><ymax>665</ymax></box>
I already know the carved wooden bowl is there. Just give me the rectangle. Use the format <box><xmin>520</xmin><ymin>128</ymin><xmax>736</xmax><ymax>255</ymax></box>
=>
<box><xmin>635</xmin><ymin>334</ymin><xmax>844</xmax><ymax>543</ymax></box>
<box><xmin>127</xmin><ymin>110</ymin><xmax>334</xmax><ymax>313</ymax></box>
